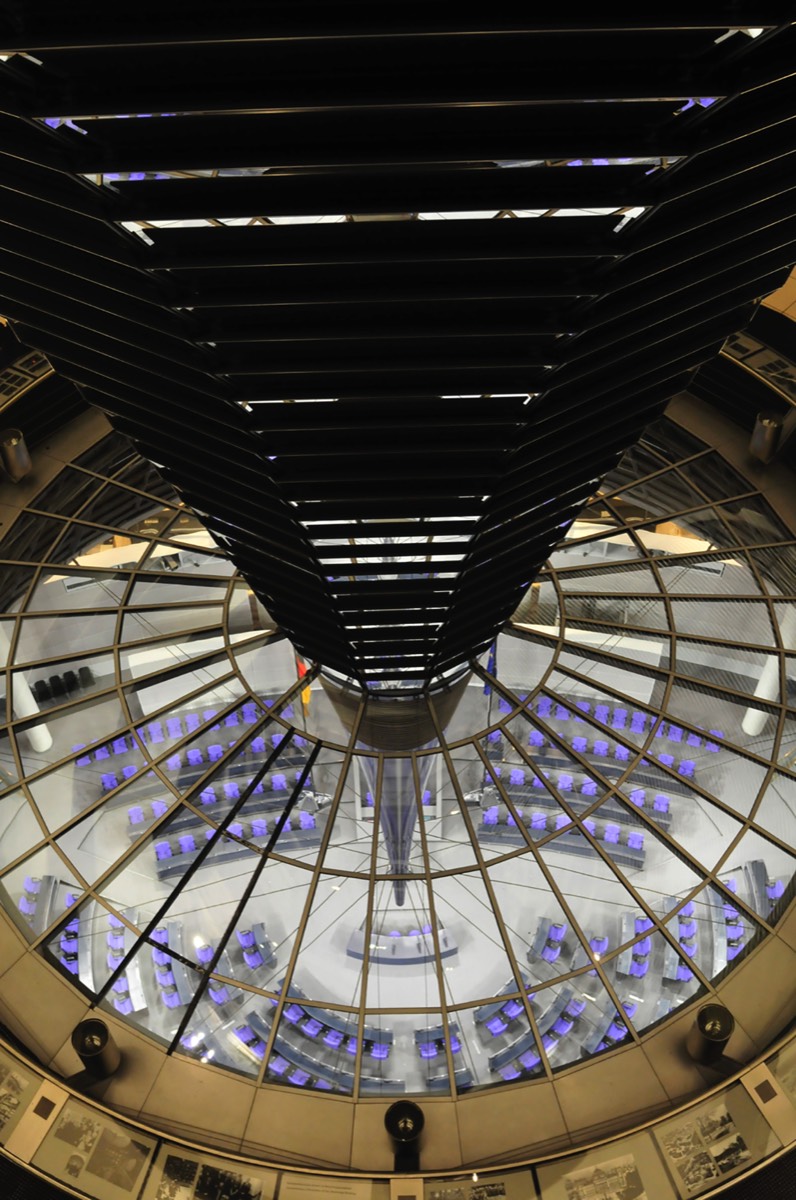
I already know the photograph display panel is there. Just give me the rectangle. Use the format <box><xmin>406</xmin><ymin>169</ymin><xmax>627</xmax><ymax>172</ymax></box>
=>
<box><xmin>536</xmin><ymin>1132</ymin><xmax>675</xmax><ymax>1200</ymax></box>
<box><xmin>425</xmin><ymin>1169</ymin><xmax>533</xmax><ymax>1199</ymax></box>
<box><xmin>0</xmin><ymin>1046</ymin><xmax>38</xmax><ymax>1144</ymax></box>
<box><xmin>33</xmin><ymin>1097</ymin><xmax>157</xmax><ymax>1200</ymax></box>
<box><xmin>768</xmin><ymin>1040</ymin><xmax>796</xmax><ymax>1109</ymax></box>
<box><xmin>142</xmin><ymin>1145</ymin><xmax>277</xmax><ymax>1200</ymax></box>
<box><xmin>653</xmin><ymin>1083</ymin><xmax>781</xmax><ymax>1197</ymax></box>
<box><xmin>278</xmin><ymin>1176</ymin><xmax>378</xmax><ymax>1200</ymax></box>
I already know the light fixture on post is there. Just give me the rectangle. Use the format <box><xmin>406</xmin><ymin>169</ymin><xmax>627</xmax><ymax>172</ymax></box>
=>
<box><xmin>749</xmin><ymin>412</ymin><xmax>782</xmax><ymax>464</ymax></box>
<box><xmin>67</xmin><ymin>1019</ymin><xmax>122</xmax><ymax>1089</ymax></box>
<box><xmin>686</xmin><ymin>1003</ymin><xmax>737</xmax><ymax>1072</ymax></box>
<box><xmin>385</xmin><ymin>1099</ymin><xmax>425</xmax><ymax>1174</ymax></box>
<box><xmin>0</xmin><ymin>428</ymin><xmax>32</xmax><ymax>481</ymax></box>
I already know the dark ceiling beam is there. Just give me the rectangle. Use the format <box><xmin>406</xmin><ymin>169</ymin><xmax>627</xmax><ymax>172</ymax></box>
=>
<box><xmin>634</xmin><ymin>148</ymin><xmax>796</xmax><ymax>253</ymax></box>
<box><xmin>218</xmin><ymin>337</ymin><xmax>557</xmax><ymax>377</ymax></box>
<box><xmin>236</xmin><ymin>367</ymin><xmax>548</xmax><ymax>404</ymax></box>
<box><xmin>0</xmin><ymin>262</ymin><xmax>213</xmax><ymax>374</ymax></box>
<box><xmin>144</xmin><ymin>217</ymin><xmax>621</xmax><ymax>268</ymax></box>
<box><xmin>331</xmin><ymin>577</ymin><xmax>453</xmax><ymax>597</ymax></box>
<box><xmin>0</xmin><ymin>225</ymin><xmax>191</xmax><ymax>334</ymax></box>
<box><xmin>0</xmin><ymin>8</ymin><xmax>787</xmax><ymax>51</ymax></box>
<box><xmin>314</xmin><ymin>541</ymin><xmax>471</xmax><ymax>561</ymax></box>
<box><xmin>305</xmin><ymin>520</ymin><xmax>479</xmax><ymax>540</ymax></box>
<box><xmin>482</xmin><ymin>369</ymin><xmax>700</xmax><ymax>528</ymax></box>
<box><xmin>427</xmin><ymin>384</ymin><xmax>704</xmax><ymax>667</ymax></box>
<box><xmin>276</xmin><ymin>454</ymin><xmax>500</xmax><ymax>484</ymax></box>
<box><xmin>294</xmin><ymin>498</ymin><xmax>487</xmax><ymax>521</ymax></box>
<box><xmin>6</xmin><ymin>310</ymin><xmax>231</xmax><ymax>411</ymax></box>
<box><xmin>183</xmin><ymin>260</ymin><xmax>598</xmax><ymax>307</ymax></box>
<box><xmin>109</xmin><ymin>166</ymin><xmax>650</xmax><ymax>223</ymax></box>
<box><xmin>526</xmin><ymin>295</ymin><xmax>782</xmax><ymax>426</ymax></box>
<box><xmin>251</xmin><ymin>396</ymin><xmax>529</xmax><ymax>426</ymax></box>
<box><xmin>21</xmin><ymin>30</ymin><xmax>794</xmax><ymax>117</ymax></box>
<box><xmin>198</xmin><ymin>300</ymin><xmax>574</xmax><ymax>343</ymax></box>
<box><xmin>263</xmin><ymin>430</ymin><xmax>508</xmax><ymax>457</ymax></box>
<box><xmin>16</xmin><ymin>74</ymin><xmax>714</xmax><ymax>121</ymax></box>
<box><xmin>539</xmin><ymin>269</ymin><xmax>794</xmax><ymax>413</ymax></box>
<box><xmin>596</xmin><ymin>194</ymin><xmax>796</xmax><ymax>308</ymax></box>
<box><xmin>0</xmin><ymin>196</ymin><xmax>168</xmax><ymax>306</ymax></box>
<box><xmin>58</xmin><ymin>104</ymin><xmax>689</xmax><ymax>175</ymax></box>
<box><xmin>280</xmin><ymin>478</ymin><xmax>493</xmax><ymax>503</ymax></box>
<box><xmin>328</xmin><ymin>561</ymin><xmax>465</xmax><ymax>578</ymax></box>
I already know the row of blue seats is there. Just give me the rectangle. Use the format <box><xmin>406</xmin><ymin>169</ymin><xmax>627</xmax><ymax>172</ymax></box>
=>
<box><xmin>72</xmin><ymin>701</ymin><xmax>276</xmax><ymax>764</ymax></box>
<box><xmin>482</xmin><ymin>806</ymin><xmax>647</xmax><ymax>853</ymax></box>
<box><xmin>513</xmin><ymin>727</ymin><xmax>699</xmax><ymax>778</ymax></box>
<box><xmin>267</xmin><ymin>985</ymin><xmax>393</xmax><ymax>1049</ymax></box>
<box><xmin>498</xmin><ymin>767</ymin><xmax>673</xmax><ymax>813</ymax></box>
<box><xmin>127</xmin><ymin>774</ymin><xmax>313</xmax><ymax>827</ymax></box>
<box><xmin>153</xmin><ymin>810</ymin><xmax>317</xmax><ymax>860</ymax></box>
<box><xmin>250</xmin><ymin>1018</ymin><xmax>470</xmax><ymax>1094</ymax></box>
<box><xmin>492</xmin><ymin>990</ymin><xmax>640</xmax><ymax>1082</ymax></box>
<box><xmin>531</xmin><ymin>922</ymin><xmax>613</xmax><ymax>974</ymax></box>
<box><xmin>279</xmin><ymin>1004</ymin><xmax>392</xmax><ymax>1060</ymax></box>
<box><xmin>249</xmin><ymin>1009</ymin><xmax>406</xmax><ymax>1094</ymax></box>
<box><xmin>621</xmin><ymin>912</ymin><xmax>696</xmax><ymax>983</ymax></box>
<box><xmin>145</xmin><ymin>928</ymin><xmax>229</xmax><ymax>1012</ymax></box>
<box><xmin>100</xmin><ymin>909</ymin><xmax>139</xmax><ymax>1015</ymax></box>
<box><xmin>108</xmin><ymin>750</ymin><xmax>306</xmax><ymax>793</ymax></box>
<box><xmin>19</xmin><ymin>874</ymin><xmax>44</xmax><ymax>919</ymax></box>
<box><xmin>57</xmin><ymin>892</ymin><xmax>81</xmax><ymax>973</ymax></box>
<box><xmin>109</xmin><ymin>923</ymin><xmax>273</xmax><ymax>1014</ymax></box>
<box><xmin>524</xmin><ymin>696</ymin><xmax>725</xmax><ymax>751</ymax></box>
<box><xmin>416</xmin><ymin>1023</ymin><xmax>462</xmax><ymax>1061</ymax></box>
<box><xmin>588</xmin><ymin>1000</ymin><xmax>639</xmax><ymax>1055</ymax></box>
<box><xmin>263</xmin><ymin>1035</ymin><xmax>408</xmax><ymax>1095</ymax></box>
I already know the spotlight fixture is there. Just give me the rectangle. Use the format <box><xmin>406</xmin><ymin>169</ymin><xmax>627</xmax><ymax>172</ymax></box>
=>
<box><xmin>749</xmin><ymin>412</ymin><xmax>782</xmax><ymax>464</ymax></box>
<box><xmin>686</xmin><ymin>1003</ymin><xmax>736</xmax><ymax>1067</ymax></box>
<box><xmin>0</xmin><ymin>428</ymin><xmax>32</xmax><ymax>482</ymax></box>
<box><xmin>385</xmin><ymin>1100</ymin><xmax>425</xmax><ymax>1173</ymax></box>
<box><xmin>68</xmin><ymin>1018</ymin><xmax>122</xmax><ymax>1088</ymax></box>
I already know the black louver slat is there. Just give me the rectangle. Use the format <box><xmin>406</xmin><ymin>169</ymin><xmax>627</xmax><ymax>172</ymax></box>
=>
<box><xmin>1</xmin><ymin>18</ymin><xmax>795</xmax><ymax>686</ymax></box>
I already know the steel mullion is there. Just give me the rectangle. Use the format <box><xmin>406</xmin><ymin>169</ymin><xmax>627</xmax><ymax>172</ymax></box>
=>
<box><xmin>472</xmin><ymin>662</ymin><xmax>774</xmax><ymax>937</ymax></box>
<box><xmin>166</xmin><ymin>740</ymin><xmax>322</xmax><ymax>1053</ymax></box>
<box><xmin>92</xmin><ymin>726</ymin><xmax>296</xmax><ymax>1003</ymax></box>
<box><xmin>251</xmin><ymin>709</ymin><xmax>365</xmax><ymax>1088</ymax></box>
<box><xmin>506</xmin><ymin>636</ymin><xmax>796</xmax><ymax>795</ymax></box>
<box><xmin>425</xmin><ymin>699</ymin><xmax>552</xmax><ymax>1082</ymax></box>
<box><xmin>469</xmin><ymin>738</ymin><xmax>642</xmax><ymax>1044</ymax></box>
<box><xmin>409</xmin><ymin>748</ymin><xmax>459</xmax><ymax>1092</ymax></box>
<box><xmin>494</xmin><ymin>715</ymin><xmax>727</xmax><ymax>991</ymax></box>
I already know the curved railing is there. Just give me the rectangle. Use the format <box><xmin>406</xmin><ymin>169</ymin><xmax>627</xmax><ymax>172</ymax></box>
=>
<box><xmin>0</xmin><ymin>1029</ymin><xmax>793</xmax><ymax>1200</ymax></box>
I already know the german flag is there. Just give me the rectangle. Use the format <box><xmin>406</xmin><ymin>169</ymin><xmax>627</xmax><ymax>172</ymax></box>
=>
<box><xmin>296</xmin><ymin>655</ymin><xmax>311</xmax><ymax>714</ymax></box>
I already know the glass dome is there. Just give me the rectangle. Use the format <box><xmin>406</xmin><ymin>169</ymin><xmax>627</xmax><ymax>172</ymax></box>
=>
<box><xmin>0</xmin><ymin>416</ymin><xmax>793</xmax><ymax>1100</ymax></box>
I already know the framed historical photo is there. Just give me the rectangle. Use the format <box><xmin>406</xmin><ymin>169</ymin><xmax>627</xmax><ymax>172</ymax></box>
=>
<box><xmin>653</xmin><ymin>1084</ymin><xmax>780</xmax><ymax>1198</ymax></box>
<box><xmin>536</xmin><ymin>1132</ymin><xmax>675</xmax><ymax>1200</ymax></box>
<box><xmin>425</xmin><ymin>1168</ymin><xmax>533</xmax><ymax>1200</ymax></box>
<box><xmin>142</xmin><ymin>1145</ymin><xmax>277</xmax><ymax>1200</ymax></box>
<box><xmin>33</xmin><ymin>1098</ymin><xmax>157</xmax><ymax>1200</ymax></box>
<box><xmin>0</xmin><ymin>1047</ymin><xmax>39</xmax><ymax>1145</ymax></box>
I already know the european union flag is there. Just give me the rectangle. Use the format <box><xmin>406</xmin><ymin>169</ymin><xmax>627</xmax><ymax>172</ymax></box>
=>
<box><xmin>483</xmin><ymin>641</ymin><xmax>496</xmax><ymax>694</ymax></box>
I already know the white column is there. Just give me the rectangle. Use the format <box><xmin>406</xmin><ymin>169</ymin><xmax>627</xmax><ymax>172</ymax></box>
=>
<box><xmin>742</xmin><ymin>605</ymin><xmax>796</xmax><ymax>736</ymax></box>
<box><xmin>0</xmin><ymin>625</ymin><xmax>53</xmax><ymax>752</ymax></box>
